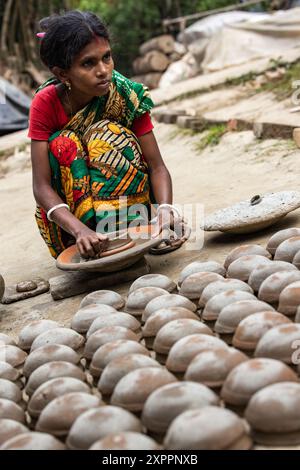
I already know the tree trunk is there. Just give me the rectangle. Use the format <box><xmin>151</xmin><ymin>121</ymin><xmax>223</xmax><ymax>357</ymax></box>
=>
<box><xmin>133</xmin><ymin>50</ymin><xmax>170</xmax><ymax>74</ymax></box>
<box><xmin>139</xmin><ymin>35</ymin><xmax>175</xmax><ymax>56</ymax></box>
<box><xmin>1</xmin><ymin>0</ymin><xmax>14</xmax><ymax>53</ymax></box>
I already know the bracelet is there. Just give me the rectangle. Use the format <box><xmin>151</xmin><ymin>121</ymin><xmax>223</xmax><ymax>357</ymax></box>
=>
<box><xmin>47</xmin><ymin>203</ymin><xmax>70</xmax><ymax>222</ymax></box>
<box><xmin>157</xmin><ymin>204</ymin><xmax>181</xmax><ymax>218</ymax></box>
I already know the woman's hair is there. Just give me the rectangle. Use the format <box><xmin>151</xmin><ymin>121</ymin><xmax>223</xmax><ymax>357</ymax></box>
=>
<box><xmin>39</xmin><ymin>10</ymin><xmax>110</xmax><ymax>70</ymax></box>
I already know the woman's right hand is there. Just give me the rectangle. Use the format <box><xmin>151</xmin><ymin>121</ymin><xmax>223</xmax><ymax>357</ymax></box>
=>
<box><xmin>75</xmin><ymin>226</ymin><xmax>109</xmax><ymax>259</ymax></box>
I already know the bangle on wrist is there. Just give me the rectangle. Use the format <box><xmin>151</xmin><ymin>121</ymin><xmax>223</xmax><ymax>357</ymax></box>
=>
<box><xmin>47</xmin><ymin>203</ymin><xmax>70</xmax><ymax>222</ymax></box>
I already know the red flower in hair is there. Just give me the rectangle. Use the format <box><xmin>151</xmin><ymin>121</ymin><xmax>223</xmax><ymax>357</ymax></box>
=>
<box><xmin>49</xmin><ymin>136</ymin><xmax>77</xmax><ymax>167</ymax></box>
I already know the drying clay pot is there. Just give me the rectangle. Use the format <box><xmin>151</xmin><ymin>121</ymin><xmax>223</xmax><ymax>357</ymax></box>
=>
<box><xmin>125</xmin><ymin>287</ymin><xmax>169</xmax><ymax>316</ymax></box>
<box><xmin>30</xmin><ymin>328</ymin><xmax>85</xmax><ymax>352</ymax></box>
<box><xmin>224</xmin><ymin>244</ymin><xmax>271</xmax><ymax>270</ymax></box>
<box><xmin>0</xmin><ymin>345</ymin><xmax>27</xmax><ymax>368</ymax></box>
<box><xmin>292</xmin><ymin>249</ymin><xmax>300</xmax><ymax>269</ymax></box>
<box><xmin>184</xmin><ymin>347</ymin><xmax>248</xmax><ymax>389</ymax></box>
<box><xmin>202</xmin><ymin>290</ymin><xmax>255</xmax><ymax>322</ymax></box>
<box><xmin>221</xmin><ymin>358</ymin><xmax>299</xmax><ymax>408</ymax></box>
<box><xmin>214</xmin><ymin>300</ymin><xmax>274</xmax><ymax>335</ymax></box>
<box><xmin>178</xmin><ymin>272</ymin><xmax>223</xmax><ymax>300</ymax></box>
<box><xmin>0</xmin><ymin>362</ymin><xmax>21</xmax><ymax>383</ymax></box>
<box><xmin>0</xmin><ymin>379</ymin><xmax>22</xmax><ymax>404</ymax></box>
<box><xmin>266</xmin><ymin>227</ymin><xmax>300</xmax><ymax>255</ymax></box>
<box><xmin>0</xmin><ymin>274</ymin><xmax>4</xmax><ymax>302</ymax></box>
<box><xmin>255</xmin><ymin>323</ymin><xmax>300</xmax><ymax>363</ymax></box>
<box><xmin>278</xmin><ymin>281</ymin><xmax>300</xmax><ymax>316</ymax></box>
<box><xmin>0</xmin><ymin>398</ymin><xmax>25</xmax><ymax>423</ymax></box>
<box><xmin>88</xmin><ymin>340</ymin><xmax>149</xmax><ymax>378</ymax></box>
<box><xmin>28</xmin><ymin>377</ymin><xmax>91</xmax><ymax>418</ymax></box>
<box><xmin>245</xmin><ymin>382</ymin><xmax>300</xmax><ymax>445</ymax></box>
<box><xmin>227</xmin><ymin>255</ymin><xmax>271</xmax><ymax>281</ymax></box>
<box><xmin>233</xmin><ymin>311</ymin><xmax>292</xmax><ymax>351</ymax></box>
<box><xmin>83</xmin><ymin>327</ymin><xmax>139</xmax><ymax>360</ymax></box>
<box><xmin>18</xmin><ymin>320</ymin><xmax>61</xmax><ymax>351</ymax></box>
<box><xmin>86</xmin><ymin>312</ymin><xmax>141</xmax><ymax>338</ymax></box>
<box><xmin>0</xmin><ymin>333</ymin><xmax>17</xmax><ymax>347</ymax></box>
<box><xmin>142</xmin><ymin>381</ymin><xmax>219</xmax><ymax>435</ymax></box>
<box><xmin>258</xmin><ymin>270</ymin><xmax>300</xmax><ymax>304</ymax></box>
<box><xmin>89</xmin><ymin>432</ymin><xmax>161</xmax><ymax>450</ymax></box>
<box><xmin>199</xmin><ymin>279</ymin><xmax>253</xmax><ymax>307</ymax></box>
<box><xmin>67</xmin><ymin>405</ymin><xmax>141</xmax><ymax>450</ymax></box>
<box><xmin>142</xmin><ymin>307</ymin><xmax>199</xmax><ymax>341</ymax></box>
<box><xmin>274</xmin><ymin>236</ymin><xmax>300</xmax><ymax>262</ymax></box>
<box><xmin>248</xmin><ymin>261</ymin><xmax>297</xmax><ymax>293</ymax></box>
<box><xmin>98</xmin><ymin>354</ymin><xmax>160</xmax><ymax>396</ymax></box>
<box><xmin>36</xmin><ymin>392</ymin><xmax>102</xmax><ymax>437</ymax></box>
<box><xmin>142</xmin><ymin>294</ymin><xmax>196</xmax><ymax>323</ymax></box>
<box><xmin>296</xmin><ymin>306</ymin><xmax>300</xmax><ymax>323</ymax></box>
<box><xmin>129</xmin><ymin>274</ymin><xmax>176</xmax><ymax>293</ymax></box>
<box><xmin>178</xmin><ymin>261</ymin><xmax>226</xmax><ymax>286</ymax></box>
<box><xmin>80</xmin><ymin>290</ymin><xmax>125</xmax><ymax>310</ymax></box>
<box><xmin>166</xmin><ymin>334</ymin><xmax>228</xmax><ymax>374</ymax></box>
<box><xmin>71</xmin><ymin>304</ymin><xmax>117</xmax><ymax>333</ymax></box>
<box><xmin>164</xmin><ymin>406</ymin><xmax>252</xmax><ymax>450</ymax></box>
<box><xmin>0</xmin><ymin>432</ymin><xmax>66</xmax><ymax>450</ymax></box>
<box><xmin>25</xmin><ymin>361</ymin><xmax>86</xmax><ymax>398</ymax></box>
<box><xmin>0</xmin><ymin>419</ymin><xmax>28</xmax><ymax>447</ymax></box>
<box><xmin>23</xmin><ymin>344</ymin><xmax>80</xmax><ymax>378</ymax></box>
<box><xmin>111</xmin><ymin>367</ymin><xmax>177</xmax><ymax>412</ymax></box>
<box><xmin>153</xmin><ymin>319</ymin><xmax>213</xmax><ymax>357</ymax></box>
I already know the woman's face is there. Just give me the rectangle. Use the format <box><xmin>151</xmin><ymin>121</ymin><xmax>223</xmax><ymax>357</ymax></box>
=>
<box><xmin>66</xmin><ymin>36</ymin><xmax>114</xmax><ymax>97</ymax></box>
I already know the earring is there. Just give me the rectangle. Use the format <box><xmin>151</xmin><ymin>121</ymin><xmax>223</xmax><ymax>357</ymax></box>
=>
<box><xmin>65</xmin><ymin>81</ymin><xmax>72</xmax><ymax>91</ymax></box>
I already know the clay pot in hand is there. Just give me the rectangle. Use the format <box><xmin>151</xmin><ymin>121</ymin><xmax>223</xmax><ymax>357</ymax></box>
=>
<box><xmin>89</xmin><ymin>432</ymin><xmax>161</xmax><ymax>450</ymax></box>
<box><xmin>142</xmin><ymin>381</ymin><xmax>219</xmax><ymax>436</ymax></box>
<box><xmin>278</xmin><ymin>280</ymin><xmax>300</xmax><ymax>316</ymax></box>
<box><xmin>30</xmin><ymin>328</ymin><xmax>85</xmax><ymax>352</ymax></box>
<box><xmin>18</xmin><ymin>320</ymin><xmax>61</xmax><ymax>351</ymax></box>
<box><xmin>25</xmin><ymin>361</ymin><xmax>86</xmax><ymax>398</ymax></box>
<box><xmin>0</xmin><ymin>398</ymin><xmax>25</xmax><ymax>423</ymax></box>
<box><xmin>28</xmin><ymin>377</ymin><xmax>91</xmax><ymax>418</ymax></box>
<box><xmin>178</xmin><ymin>272</ymin><xmax>223</xmax><ymax>301</ymax></box>
<box><xmin>129</xmin><ymin>274</ymin><xmax>176</xmax><ymax>293</ymax></box>
<box><xmin>36</xmin><ymin>392</ymin><xmax>102</xmax><ymax>437</ymax></box>
<box><xmin>86</xmin><ymin>312</ymin><xmax>141</xmax><ymax>338</ymax></box>
<box><xmin>83</xmin><ymin>327</ymin><xmax>139</xmax><ymax>360</ymax></box>
<box><xmin>98</xmin><ymin>354</ymin><xmax>160</xmax><ymax>396</ymax></box>
<box><xmin>202</xmin><ymin>290</ymin><xmax>255</xmax><ymax>323</ymax></box>
<box><xmin>224</xmin><ymin>244</ymin><xmax>271</xmax><ymax>270</ymax></box>
<box><xmin>266</xmin><ymin>227</ymin><xmax>300</xmax><ymax>256</ymax></box>
<box><xmin>125</xmin><ymin>287</ymin><xmax>170</xmax><ymax>317</ymax></box>
<box><xmin>258</xmin><ymin>270</ymin><xmax>300</xmax><ymax>304</ymax></box>
<box><xmin>245</xmin><ymin>382</ymin><xmax>300</xmax><ymax>445</ymax></box>
<box><xmin>184</xmin><ymin>347</ymin><xmax>248</xmax><ymax>389</ymax></box>
<box><xmin>274</xmin><ymin>236</ymin><xmax>300</xmax><ymax>262</ymax></box>
<box><xmin>0</xmin><ymin>333</ymin><xmax>17</xmax><ymax>346</ymax></box>
<box><xmin>164</xmin><ymin>406</ymin><xmax>252</xmax><ymax>450</ymax></box>
<box><xmin>178</xmin><ymin>261</ymin><xmax>225</xmax><ymax>286</ymax></box>
<box><xmin>221</xmin><ymin>358</ymin><xmax>299</xmax><ymax>411</ymax></box>
<box><xmin>111</xmin><ymin>367</ymin><xmax>177</xmax><ymax>413</ymax></box>
<box><xmin>0</xmin><ymin>432</ymin><xmax>66</xmax><ymax>450</ymax></box>
<box><xmin>255</xmin><ymin>323</ymin><xmax>300</xmax><ymax>364</ymax></box>
<box><xmin>23</xmin><ymin>345</ymin><xmax>80</xmax><ymax>378</ymax></box>
<box><xmin>67</xmin><ymin>406</ymin><xmax>142</xmax><ymax>450</ymax></box>
<box><xmin>232</xmin><ymin>311</ymin><xmax>292</xmax><ymax>352</ymax></box>
<box><xmin>89</xmin><ymin>340</ymin><xmax>149</xmax><ymax>379</ymax></box>
<box><xmin>248</xmin><ymin>261</ymin><xmax>297</xmax><ymax>293</ymax></box>
<box><xmin>0</xmin><ymin>379</ymin><xmax>22</xmax><ymax>405</ymax></box>
<box><xmin>0</xmin><ymin>345</ymin><xmax>27</xmax><ymax>368</ymax></box>
<box><xmin>0</xmin><ymin>419</ymin><xmax>28</xmax><ymax>447</ymax></box>
<box><xmin>226</xmin><ymin>255</ymin><xmax>271</xmax><ymax>282</ymax></box>
<box><xmin>142</xmin><ymin>294</ymin><xmax>196</xmax><ymax>323</ymax></box>
<box><xmin>199</xmin><ymin>279</ymin><xmax>253</xmax><ymax>308</ymax></box>
<box><xmin>166</xmin><ymin>334</ymin><xmax>228</xmax><ymax>375</ymax></box>
<box><xmin>71</xmin><ymin>304</ymin><xmax>117</xmax><ymax>334</ymax></box>
<box><xmin>80</xmin><ymin>290</ymin><xmax>125</xmax><ymax>310</ymax></box>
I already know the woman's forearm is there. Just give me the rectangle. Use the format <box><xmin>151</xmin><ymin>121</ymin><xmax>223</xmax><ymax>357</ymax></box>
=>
<box><xmin>149</xmin><ymin>166</ymin><xmax>173</xmax><ymax>206</ymax></box>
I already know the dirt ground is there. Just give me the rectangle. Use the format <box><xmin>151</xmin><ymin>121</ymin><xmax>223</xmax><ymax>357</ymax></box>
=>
<box><xmin>1</xmin><ymin>121</ymin><xmax>300</xmax><ymax>339</ymax></box>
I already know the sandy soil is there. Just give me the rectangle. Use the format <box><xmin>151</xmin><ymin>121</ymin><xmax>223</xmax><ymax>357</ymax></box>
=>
<box><xmin>1</xmin><ymin>122</ymin><xmax>300</xmax><ymax>339</ymax></box>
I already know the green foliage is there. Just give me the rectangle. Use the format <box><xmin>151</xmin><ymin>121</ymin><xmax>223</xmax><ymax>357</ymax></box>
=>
<box><xmin>195</xmin><ymin>123</ymin><xmax>227</xmax><ymax>152</ymax></box>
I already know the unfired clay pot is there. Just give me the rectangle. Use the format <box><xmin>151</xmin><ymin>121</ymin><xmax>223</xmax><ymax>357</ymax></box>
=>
<box><xmin>245</xmin><ymin>382</ymin><xmax>300</xmax><ymax>445</ymax></box>
<box><xmin>18</xmin><ymin>320</ymin><xmax>61</xmax><ymax>351</ymax></box>
<box><xmin>83</xmin><ymin>327</ymin><xmax>139</xmax><ymax>360</ymax></box>
<box><xmin>125</xmin><ymin>287</ymin><xmax>170</xmax><ymax>316</ymax></box>
<box><xmin>0</xmin><ymin>432</ymin><xmax>66</xmax><ymax>450</ymax></box>
<box><xmin>199</xmin><ymin>279</ymin><xmax>253</xmax><ymax>307</ymax></box>
<box><xmin>86</xmin><ymin>312</ymin><xmax>141</xmax><ymax>338</ymax></box>
<box><xmin>255</xmin><ymin>323</ymin><xmax>300</xmax><ymax>363</ymax></box>
<box><xmin>164</xmin><ymin>406</ymin><xmax>252</xmax><ymax>450</ymax></box>
<box><xmin>0</xmin><ymin>398</ymin><xmax>25</xmax><ymax>423</ymax></box>
<box><xmin>0</xmin><ymin>362</ymin><xmax>21</xmax><ymax>384</ymax></box>
<box><xmin>142</xmin><ymin>294</ymin><xmax>196</xmax><ymax>323</ymax></box>
<box><xmin>224</xmin><ymin>244</ymin><xmax>271</xmax><ymax>270</ymax></box>
<box><xmin>142</xmin><ymin>381</ymin><xmax>219</xmax><ymax>435</ymax></box>
<box><xmin>278</xmin><ymin>280</ymin><xmax>300</xmax><ymax>316</ymax></box>
<box><xmin>111</xmin><ymin>367</ymin><xmax>177</xmax><ymax>412</ymax></box>
<box><xmin>30</xmin><ymin>328</ymin><xmax>85</xmax><ymax>352</ymax></box>
<box><xmin>226</xmin><ymin>255</ymin><xmax>271</xmax><ymax>282</ymax></box>
<box><xmin>274</xmin><ymin>236</ymin><xmax>300</xmax><ymax>262</ymax></box>
<box><xmin>0</xmin><ymin>419</ymin><xmax>28</xmax><ymax>447</ymax></box>
<box><xmin>266</xmin><ymin>227</ymin><xmax>300</xmax><ymax>255</ymax></box>
<box><xmin>178</xmin><ymin>272</ymin><xmax>223</xmax><ymax>300</ymax></box>
<box><xmin>202</xmin><ymin>290</ymin><xmax>255</xmax><ymax>322</ymax></box>
<box><xmin>258</xmin><ymin>270</ymin><xmax>300</xmax><ymax>304</ymax></box>
<box><xmin>0</xmin><ymin>345</ymin><xmax>27</xmax><ymax>368</ymax></box>
<box><xmin>80</xmin><ymin>290</ymin><xmax>125</xmax><ymax>310</ymax></box>
<box><xmin>248</xmin><ymin>261</ymin><xmax>297</xmax><ymax>293</ymax></box>
<box><xmin>89</xmin><ymin>432</ymin><xmax>161</xmax><ymax>450</ymax></box>
<box><xmin>184</xmin><ymin>347</ymin><xmax>248</xmax><ymax>389</ymax></box>
<box><xmin>66</xmin><ymin>406</ymin><xmax>142</xmax><ymax>450</ymax></box>
<box><xmin>178</xmin><ymin>261</ymin><xmax>225</xmax><ymax>286</ymax></box>
<box><xmin>129</xmin><ymin>274</ymin><xmax>176</xmax><ymax>293</ymax></box>
<box><xmin>0</xmin><ymin>333</ymin><xmax>17</xmax><ymax>347</ymax></box>
<box><xmin>0</xmin><ymin>379</ymin><xmax>22</xmax><ymax>405</ymax></box>
<box><xmin>71</xmin><ymin>305</ymin><xmax>117</xmax><ymax>334</ymax></box>
<box><xmin>291</xmin><ymin>249</ymin><xmax>300</xmax><ymax>269</ymax></box>
<box><xmin>23</xmin><ymin>344</ymin><xmax>80</xmax><ymax>378</ymax></box>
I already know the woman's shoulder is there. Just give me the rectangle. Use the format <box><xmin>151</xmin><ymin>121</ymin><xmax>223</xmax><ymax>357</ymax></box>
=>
<box><xmin>31</xmin><ymin>84</ymin><xmax>57</xmax><ymax>107</ymax></box>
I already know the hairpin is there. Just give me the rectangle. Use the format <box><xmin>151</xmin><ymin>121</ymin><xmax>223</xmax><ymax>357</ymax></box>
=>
<box><xmin>36</xmin><ymin>32</ymin><xmax>46</xmax><ymax>38</ymax></box>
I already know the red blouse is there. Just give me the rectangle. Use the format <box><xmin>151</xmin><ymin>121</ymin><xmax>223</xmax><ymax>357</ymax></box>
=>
<box><xmin>28</xmin><ymin>84</ymin><xmax>154</xmax><ymax>141</ymax></box>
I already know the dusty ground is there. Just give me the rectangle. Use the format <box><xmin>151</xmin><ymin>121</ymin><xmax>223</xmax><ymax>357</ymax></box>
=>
<box><xmin>1</xmin><ymin>119</ymin><xmax>300</xmax><ymax>339</ymax></box>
